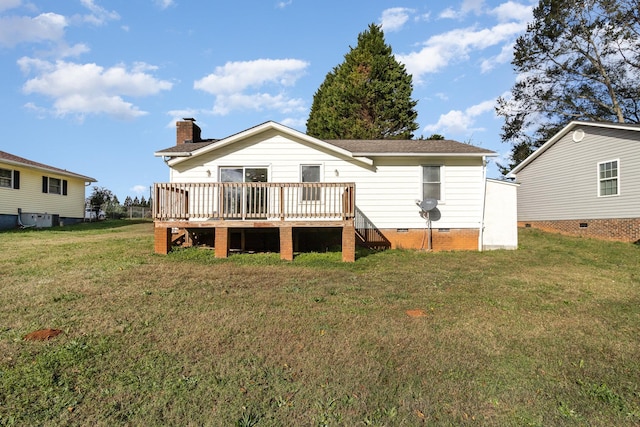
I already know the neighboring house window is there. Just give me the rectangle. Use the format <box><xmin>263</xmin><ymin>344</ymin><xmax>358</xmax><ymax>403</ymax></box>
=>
<box><xmin>422</xmin><ymin>165</ymin><xmax>442</xmax><ymax>201</ymax></box>
<box><xmin>42</xmin><ymin>176</ymin><xmax>68</xmax><ymax>195</ymax></box>
<box><xmin>598</xmin><ymin>160</ymin><xmax>619</xmax><ymax>196</ymax></box>
<box><xmin>0</xmin><ymin>168</ymin><xmax>19</xmax><ymax>189</ymax></box>
<box><xmin>301</xmin><ymin>165</ymin><xmax>321</xmax><ymax>201</ymax></box>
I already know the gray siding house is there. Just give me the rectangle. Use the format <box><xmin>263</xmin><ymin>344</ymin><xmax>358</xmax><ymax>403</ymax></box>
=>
<box><xmin>509</xmin><ymin>121</ymin><xmax>640</xmax><ymax>243</ymax></box>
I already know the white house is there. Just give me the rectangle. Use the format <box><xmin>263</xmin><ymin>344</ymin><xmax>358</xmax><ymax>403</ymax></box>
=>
<box><xmin>0</xmin><ymin>151</ymin><xmax>96</xmax><ymax>229</ymax></box>
<box><xmin>153</xmin><ymin>119</ymin><xmax>517</xmax><ymax>261</ymax></box>
<box><xmin>509</xmin><ymin>121</ymin><xmax>640</xmax><ymax>243</ymax></box>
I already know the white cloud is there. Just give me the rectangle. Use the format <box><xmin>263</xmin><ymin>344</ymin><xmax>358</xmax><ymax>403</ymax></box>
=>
<box><xmin>130</xmin><ymin>185</ymin><xmax>148</xmax><ymax>195</ymax></box>
<box><xmin>397</xmin><ymin>19</ymin><xmax>530</xmax><ymax>82</ymax></box>
<box><xmin>423</xmin><ymin>99</ymin><xmax>495</xmax><ymax>136</ymax></box>
<box><xmin>77</xmin><ymin>0</ymin><xmax>120</xmax><ymax>26</ymax></box>
<box><xmin>276</xmin><ymin>0</ymin><xmax>293</xmax><ymax>9</ymax></box>
<box><xmin>490</xmin><ymin>1</ymin><xmax>533</xmax><ymax>22</ymax></box>
<box><xmin>0</xmin><ymin>12</ymin><xmax>67</xmax><ymax>48</ymax></box>
<box><xmin>18</xmin><ymin>58</ymin><xmax>173</xmax><ymax>120</ymax></box>
<box><xmin>195</xmin><ymin>59</ymin><xmax>308</xmax><ymax>94</ymax></box>
<box><xmin>480</xmin><ymin>42</ymin><xmax>514</xmax><ymax>72</ymax></box>
<box><xmin>439</xmin><ymin>0</ymin><xmax>485</xmax><ymax>19</ymax></box>
<box><xmin>0</xmin><ymin>0</ymin><xmax>21</xmax><ymax>12</ymax></box>
<box><xmin>194</xmin><ymin>58</ymin><xmax>309</xmax><ymax>116</ymax></box>
<box><xmin>155</xmin><ymin>0</ymin><xmax>175</xmax><ymax>9</ymax></box>
<box><xmin>280</xmin><ymin>117</ymin><xmax>306</xmax><ymax>129</ymax></box>
<box><xmin>212</xmin><ymin>93</ymin><xmax>305</xmax><ymax>116</ymax></box>
<box><xmin>380</xmin><ymin>8</ymin><xmax>414</xmax><ymax>32</ymax></box>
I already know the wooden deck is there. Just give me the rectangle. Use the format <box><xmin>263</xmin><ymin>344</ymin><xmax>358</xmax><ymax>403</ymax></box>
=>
<box><xmin>153</xmin><ymin>182</ymin><xmax>357</xmax><ymax>261</ymax></box>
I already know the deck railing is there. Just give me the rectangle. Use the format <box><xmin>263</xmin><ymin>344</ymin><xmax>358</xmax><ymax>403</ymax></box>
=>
<box><xmin>153</xmin><ymin>182</ymin><xmax>355</xmax><ymax>221</ymax></box>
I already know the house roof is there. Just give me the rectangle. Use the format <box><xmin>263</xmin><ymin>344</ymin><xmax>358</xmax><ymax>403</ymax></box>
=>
<box><xmin>509</xmin><ymin>121</ymin><xmax>640</xmax><ymax>176</ymax></box>
<box><xmin>155</xmin><ymin>121</ymin><xmax>496</xmax><ymax>163</ymax></box>
<box><xmin>325</xmin><ymin>139</ymin><xmax>496</xmax><ymax>156</ymax></box>
<box><xmin>0</xmin><ymin>151</ymin><xmax>97</xmax><ymax>182</ymax></box>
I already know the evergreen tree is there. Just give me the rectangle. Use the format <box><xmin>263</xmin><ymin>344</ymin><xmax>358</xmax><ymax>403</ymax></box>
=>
<box><xmin>497</xmin><ymin>0</ymin><xmax>640</xmax><ymax>173</ymax></box>
<box><xmin>306</xmin><ymin>24</ymin><xmax>419</xmax><ymax>140</ymax></box>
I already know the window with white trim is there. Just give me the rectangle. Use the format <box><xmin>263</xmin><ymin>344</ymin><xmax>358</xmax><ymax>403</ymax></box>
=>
<box><xmin>598</xmin><ymin>160</ymin><xmax>619</xmax><ymax>196</ymax></box>
<box><xmin>0</xmin><ymin>168</ymin><xmax>20</xmax><ymax>189</ymax></box>
<box><xmin>42</xmin><ymin>176</ymin><xmax>68</xmax><ymax>195</ymax></box>
<box><xmin>0</xmin><ymin>168</ymin><xmax>12</xmax><ymax>188</ymax></box>
<box><xmin>301</xmin><ymin>164</ymin><xmax>321</xmax><ymax>201</ymax></box>
<box><xmin>422</xmin><ymin>165</ymin><xmax>442</xmax><ymax>201</ymax></box>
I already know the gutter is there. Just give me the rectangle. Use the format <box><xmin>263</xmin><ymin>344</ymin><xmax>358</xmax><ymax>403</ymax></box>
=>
<box><xmin>478</xmin><ymin>156</ymin><xmax>488</xmax><ymax>252</ymax></box>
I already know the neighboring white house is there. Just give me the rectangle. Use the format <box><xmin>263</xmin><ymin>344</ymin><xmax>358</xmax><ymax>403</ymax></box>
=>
<box><xmin>509</xmin><ymin>121</ymin><xmax>640</xmax><ymax>243</ymax></box>
<box><xmin>0</xmin><ymin>151</ymin><xmax>96</xmax><ymax>229</ymax></box>
<box><xmin>153</xmin><ymin>119</ymin><xmax>517</xmax><ymax>260</ymax></box>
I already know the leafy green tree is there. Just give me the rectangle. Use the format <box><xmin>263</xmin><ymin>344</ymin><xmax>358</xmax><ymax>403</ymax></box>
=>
<box><xmin>87</xmin><ymin>186</ymin><xmax>113</xmax><ymax>214</ymax></box>
<box><xmin>306</xmin><ymin>23</ymin><xmax>419</xmax><ymax>140</ymax></box>
<box><xmin>426</xmin><ymin>134</ymin><xmax>445</xmax><ymax>140</ymax></box>
<box><xmin>496</xmin><ymin>0</ymin><xmax>640</xmax><ymax>173</ymax></box>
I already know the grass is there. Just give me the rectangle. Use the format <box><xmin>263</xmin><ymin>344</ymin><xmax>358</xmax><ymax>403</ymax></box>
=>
<box><xmin>1</xmin><ymin>220</ymin><xmax>639</xmax><ymax>426</ymax></box>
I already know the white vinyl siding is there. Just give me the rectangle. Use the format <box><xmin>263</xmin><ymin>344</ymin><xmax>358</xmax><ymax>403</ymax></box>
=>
<box><xmin>597</xmin><ymin>160</ymin><xmax>619</xmax><ymax>197</ymax></box>
<box><xmin>170</xmin><ymin>134</ymin><xmax>486</xmax><ymax>230</ymax></box>
<box><xmin>516</xmin><ymin>126</ymin><xmax>640</xmax><ymax>221</ymax></box>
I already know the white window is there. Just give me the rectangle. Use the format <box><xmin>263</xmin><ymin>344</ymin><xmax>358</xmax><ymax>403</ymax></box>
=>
<box><xmin>301</xmin><ymin>164</ymin><xmax>321</xmax><ymax>201</ymax></box>
<box><xmin>422</xmin><ymin>165</ymin><xmax>442</xmax><ymax>201</ymax></box>
<box><xmin>598</xmin><ymin>160</ymin><xmax>619</xmax><ymax>197</ymax></box>
<box><xmin>42</xmin><ymin>176</ymin><xmax>67</xmax><ymax>195</ymax></box>
<box><xmin>0</xmin><ymin>168</ymin><xmax>12</xmax><ymax>188</ymax></box>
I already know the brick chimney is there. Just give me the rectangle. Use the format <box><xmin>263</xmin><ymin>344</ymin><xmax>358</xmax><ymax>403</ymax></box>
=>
<box><xmin>176</xmin><ymin>118</ymin><xmax>202</xmax><ymax>145</ymax></box>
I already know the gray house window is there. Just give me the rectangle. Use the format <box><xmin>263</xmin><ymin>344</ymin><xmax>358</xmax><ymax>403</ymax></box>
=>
<box><xmin>598</xmin><ymin>160</ymin><xmax>619</xmax><ymax>196</ymax></box>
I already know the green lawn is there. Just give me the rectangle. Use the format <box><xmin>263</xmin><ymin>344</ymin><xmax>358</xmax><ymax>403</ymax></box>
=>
<box><xmin>1</xmin><ymin>221</ymin><xmax>639</xmax><ymax>426</ymax></box>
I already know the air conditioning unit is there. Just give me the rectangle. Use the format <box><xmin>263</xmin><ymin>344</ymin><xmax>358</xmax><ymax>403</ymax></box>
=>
<box><xmin>35</xmin><ymin>213</ymin><xmax>53</xmax><ymax>228</ymax></box>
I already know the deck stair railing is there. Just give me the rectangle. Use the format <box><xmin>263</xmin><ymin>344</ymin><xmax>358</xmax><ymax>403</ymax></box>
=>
<box><xmin>153</xmin><ymin>182</ymin><xmax>355</xmax><ymax>221</ymax></box>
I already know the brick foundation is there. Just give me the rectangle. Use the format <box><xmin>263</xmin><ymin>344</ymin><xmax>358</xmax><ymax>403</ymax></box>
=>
<box><xmin>215</xmin><ymin>227</ymin><xmax>229</xmax><ymax>258</ymax></box>
<box><xmin>378</xmin><ymin>228</ymin><xmax>479</xmax><ymax>251</ymax></box>
<box><xmin>342</xmin><ymin>225</ymin><xmax>356</xmax><ymax>262</ymax></box>
<box><xmin>519</xmin><ymin>218</ymin><xmax>640</xmax><ymax>243</ymax></box>
<box><xmin>280</xmin><ymin>226</ymin><xmax>294</xmax><ymax>261</ymax></box>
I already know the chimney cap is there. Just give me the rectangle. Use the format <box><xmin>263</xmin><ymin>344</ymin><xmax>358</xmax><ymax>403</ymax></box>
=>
<box><xmin>182</xmin><ymin>117</ymin><xmax>196</xmax><ymax>121</ymax></box>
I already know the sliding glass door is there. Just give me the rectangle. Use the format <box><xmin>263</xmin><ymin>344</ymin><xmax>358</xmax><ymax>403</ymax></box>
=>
<box><xmin>220</xmin><ymin>167</ymin><xmax>268</xmax><ymax>219</ymax></box>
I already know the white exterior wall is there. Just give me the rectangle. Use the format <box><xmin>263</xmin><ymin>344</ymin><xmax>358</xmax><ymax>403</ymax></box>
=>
<box><xmin>169</xmin><ymin>133</ymin><xmax>486</xmax><ymax>230</ymax></box>
<box><xmin>482</xmin><ymin>179</ymin><xmax>518</xmax><ymax>250</ymax></box>
<box><xmin>0</xmin><ymin>162</ymin><xmax>87</xmax><ymax>218</ymax></box>
<box><xmin>516</xmin><ymin>126</ymin><xmax>640</xmax><ymax>221</ymax></box>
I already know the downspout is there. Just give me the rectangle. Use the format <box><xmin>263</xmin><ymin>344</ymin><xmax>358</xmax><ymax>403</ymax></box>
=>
<box><xmin>478</xmin><ymin>156</ymin><xmax>487</xmax><ymax>252</ymax></box>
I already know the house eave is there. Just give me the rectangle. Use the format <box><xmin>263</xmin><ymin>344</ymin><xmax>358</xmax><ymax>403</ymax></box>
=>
<box><xmin>166</xmin><ymin>121</ymin><xmax>375</xmax><ymax>167</ymax></box>
<box><xmin>352</xmin><ymin>152</ymin><xmax>497</xmax><ymax>157</ymax></box>
<box><xmin>0</xmin><ymin>158</ymin><xmax>96</xmax><ymax>182</ymax></box>
<box><xmin>509</xmin><ymin>120</ymin><xmax>640</xmax><ymax>176</ymax></box>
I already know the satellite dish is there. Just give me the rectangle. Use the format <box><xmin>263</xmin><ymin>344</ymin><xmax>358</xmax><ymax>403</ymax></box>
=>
<box><xmin>419</xmin><ymin>198</ymin><xmax>438</xmax><ymax>212</ymax></box>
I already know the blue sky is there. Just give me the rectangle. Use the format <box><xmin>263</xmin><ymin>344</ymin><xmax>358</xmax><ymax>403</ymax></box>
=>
<box><xmin>0</xmin><ymin>0</ymin><xmax>535</xmax><ymax>201</ymax></box>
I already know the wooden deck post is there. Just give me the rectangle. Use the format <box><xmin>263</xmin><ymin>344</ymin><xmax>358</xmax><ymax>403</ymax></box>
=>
<box><xmin>342</xmin><ymin>224</ymin><xmax>356</xmax><ymax>262</ymax></box>
<box><xmin>154</xmin><ymin>226</ymin><xmax>172</xmax><ymax>255</ymax></box>
<box><xmin>280</xmin><ymin>226</ymin><xmax>294</xmax><ymax>261</ymax></box>
<box><xmin>215</xmin><ymin>227</ymin><xmax>229</xmax><ymax>258</ymax></box>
